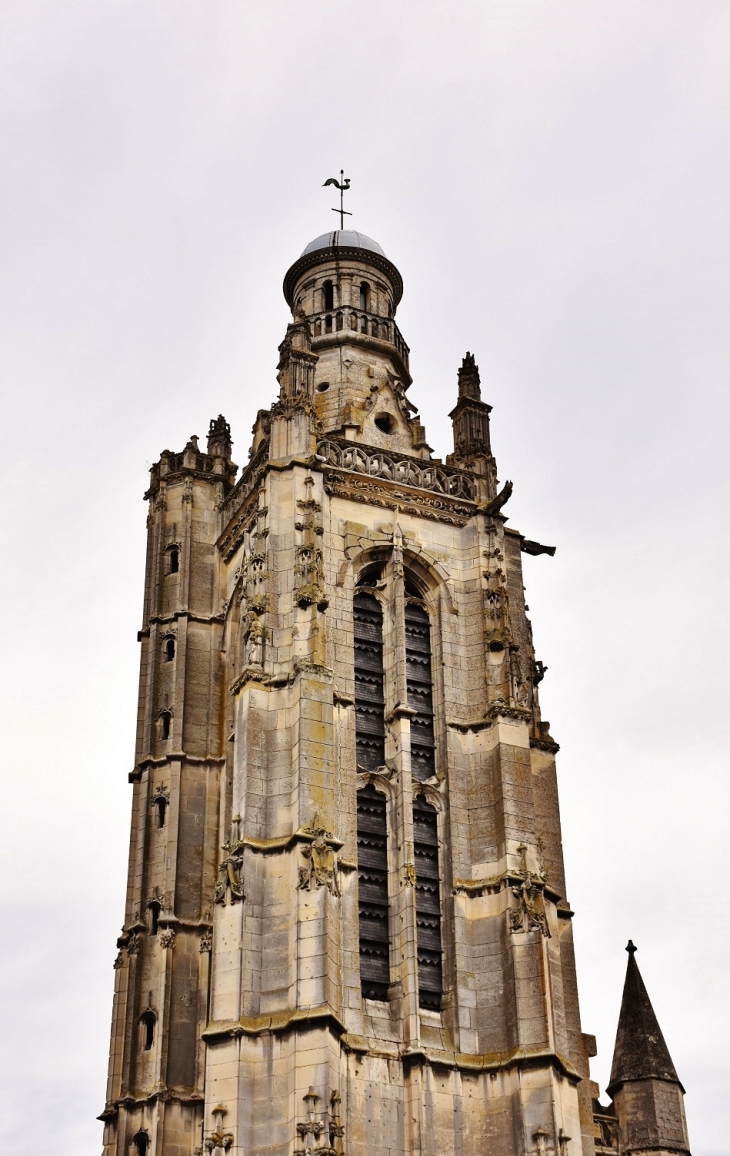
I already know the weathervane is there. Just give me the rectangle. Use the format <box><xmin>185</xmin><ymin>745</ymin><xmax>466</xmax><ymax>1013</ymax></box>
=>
<box><xmin>323</xmin><ymin>171</ymin><xmax>351</xmax><ymax>229</ymax></box>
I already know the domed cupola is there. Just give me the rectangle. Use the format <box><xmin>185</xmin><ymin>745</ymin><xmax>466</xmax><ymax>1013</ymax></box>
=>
<box><xmin>282</xmin><ymin>228</ymin><xmax>409</xmax><ymax>388</ymax></box>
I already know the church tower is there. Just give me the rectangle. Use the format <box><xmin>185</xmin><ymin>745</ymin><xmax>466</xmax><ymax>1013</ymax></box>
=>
<box><xmin>101</xmin><ymin>228</ymin><xmax>691</xmax><ymax>1156</ymax></box>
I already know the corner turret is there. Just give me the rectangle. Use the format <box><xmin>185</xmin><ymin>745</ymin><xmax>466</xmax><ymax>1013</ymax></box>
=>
<box><xmin>607</xmin><ymin>942</ymin><xmax>691</xmax><ymax>1156</ymax></box>
<box><xmin>447</xmin><ymin>352</ymin><xmax>497</xmax><ymax>491</ymax></box>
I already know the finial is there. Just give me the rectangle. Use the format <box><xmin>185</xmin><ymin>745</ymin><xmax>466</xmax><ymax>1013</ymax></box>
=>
<box><xmin>323</xmin><ymin>170</ymin><xmax>352</xmax><ymax>229</ymax></box>
<box><xmin>626</xmin><ymin>939</ymin><xmax>637</xmax><ymax>955</ymax></box>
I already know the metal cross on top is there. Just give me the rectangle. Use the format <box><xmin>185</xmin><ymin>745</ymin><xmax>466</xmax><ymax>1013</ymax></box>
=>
<box><xmin>323</xmin><ymin>170</ymin><xmax>351</xmax><ymax>228</ymax></box>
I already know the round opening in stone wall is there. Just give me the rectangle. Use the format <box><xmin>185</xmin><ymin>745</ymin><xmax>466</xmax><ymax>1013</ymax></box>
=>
<box><xmin>374</xmin><ymin>413</ymin><xmax>394</xmax><ymax>434</ymax></box>
<box><xmin>316</xmin><ymin>381</ymin><xmax>330</xmax><ymax>392</ymax></box>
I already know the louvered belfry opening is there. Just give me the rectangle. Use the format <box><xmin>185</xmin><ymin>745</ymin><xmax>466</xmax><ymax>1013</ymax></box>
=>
<box><xmin>357</xmin><ymin>783</ymin><xmax>390</xmax><ymax>1001</ymax></box>
<box><xmin>413</xmin><ymin>796</ymin><xmax>443</xmax><ymax>1009</ymax></box>
<box><xmin>405</xmin><ymin>599</ymin><xmax>435</xmax><ymax>781</ymax></box>
<box><xmin>354</xmin><ymin>590</ymin><xmax>385</xmax><ymax>771</ymax></box>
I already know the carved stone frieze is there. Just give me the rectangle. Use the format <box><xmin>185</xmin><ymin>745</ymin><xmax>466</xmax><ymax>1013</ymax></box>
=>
<box><xmin>322</xmin><ymin>471</ymin><xmax>473</xmax><ymax>526</ymax></box>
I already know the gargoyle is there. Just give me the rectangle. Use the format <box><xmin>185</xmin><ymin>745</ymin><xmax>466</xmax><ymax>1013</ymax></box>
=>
<box><xmin>482</xmin><ymin>480</ymin><xmax>513</xmax><ymax>516</ymax></box>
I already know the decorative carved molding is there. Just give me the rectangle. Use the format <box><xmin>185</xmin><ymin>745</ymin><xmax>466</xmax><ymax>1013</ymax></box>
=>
<box><xmin>484</xmin><ymin>701</ymin><xmax>532</xmax><ymax>723</ymax></box>
<box><xmin>294</xmin><ymin>487</ymin><xmax>327</xmax><ymax>609</ymax></box>
<box><xmin>159</xmin><ymin>929</ymin><xmax>176</xmax><ymax>949</ymax></box>
<box><xmin>323</xmin><ymin>470</ymin><xmax>473</xmax><ymax>526</ymax></box>
<box><xmin>127</xmin><ymin>933</ymin><xmax>141</xmax><ymax>956</ymax></box>
<box><xmin>317</xmin><ymin>439</ymin><xmax>475</xmax><ymax>500</ymax></box>
<box><xmin>293</xmin><ymin>1086</ymin><xmax>344</xmax><ymax>1156</ymax></box>
<box><xmin>214</xmin><ymin>842</ymin><xmax>245</xmax><ymax>905</ymax></box>
<box><xmin>199</xmin><ymin>929</ymin><xmax>213</xmax><ymax>953</ymax></box>
<box><xmin>298</xmin><ymin>824</ymin><xmax>341</xmax><ymax>897</ymax></box>
<box><xmin>205</xmin><ymin>1105</ymin><xmax>233</xmax><ymax>1155</ymax></box>
<box><xmin>113</xmin><ymin>951</ymin><xmax>124</xmax><ymax>969</ymax></box>
<box><xmin>509</xmin><ymin>844</ymin><xmax>550</xmax><ymax>937</ymax></box>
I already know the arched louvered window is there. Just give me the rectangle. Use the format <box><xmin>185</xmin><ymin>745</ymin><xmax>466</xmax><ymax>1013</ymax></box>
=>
<box><xmin>413</xmin><ymin>796</ymin><xmax>442</xmax><ymax>1009</ymax></box>
<box><xmin>354</xmin><ymin>592</ymin><xmax>385</xmax><ymax>771</ymax></box>
<box><xmin>357</xmin><ymin>783</ymin><xmax>390</xmax><ymax>1001</ymax></box>
<box><xmin>405</xmin><ymin>601</ymin><xmax>435</xmax><ymax>781</ymax></box>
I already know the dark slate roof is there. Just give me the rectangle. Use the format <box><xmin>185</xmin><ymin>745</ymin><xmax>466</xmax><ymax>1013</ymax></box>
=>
<box><xmin>607</xmin><ymin>942</ymin><xmax>683</xmax><ymax>1095</ymax></box>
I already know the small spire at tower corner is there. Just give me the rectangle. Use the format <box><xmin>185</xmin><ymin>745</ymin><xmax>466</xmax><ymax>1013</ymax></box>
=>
<box><xmin>458</xmin><ymin>351</ymin><xmax>482</xmax><ymax>401</ymax></box>
<box><xmin>626</xmin><ymin>939</ymin><xmax>637</xmax><ymax>954</ymax></box>
<box><xmin>207</xmin><ymin>414</ymin><xmax>233</xmax><ymax>460</ymax></box>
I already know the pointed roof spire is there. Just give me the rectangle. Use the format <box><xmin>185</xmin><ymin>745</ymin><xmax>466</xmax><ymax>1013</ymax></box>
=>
<box><xmin>607</xmin><ymin>941</ymin><xmax>683</xmax><ymax>1096</ymax></box>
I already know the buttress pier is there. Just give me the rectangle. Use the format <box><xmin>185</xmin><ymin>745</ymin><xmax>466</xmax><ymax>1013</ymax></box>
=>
<box><xmin>101</xmin><ymin>229</ymin><xmax>692</xmax><ymax>1156</ymax></box>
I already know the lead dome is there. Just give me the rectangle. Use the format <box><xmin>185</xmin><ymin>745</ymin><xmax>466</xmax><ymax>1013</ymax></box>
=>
<box><xmin>301</xmin><ymin>230</ymin><xmax>386</xmax><ymax>257</ymax></box>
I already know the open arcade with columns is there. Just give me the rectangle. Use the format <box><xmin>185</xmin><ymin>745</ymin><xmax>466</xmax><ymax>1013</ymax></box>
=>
<box><xmin>101</xmin><ymin>229</ymin><xmax>691</xmax><ymax>1156</ymax></box>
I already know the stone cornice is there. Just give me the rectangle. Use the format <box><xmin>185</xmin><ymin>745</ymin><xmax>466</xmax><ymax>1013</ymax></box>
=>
<box><xmin>397</xmin><ymin>1043</ymin><xmax>583</xmax><ymax>1084</ymax></box>
<box><xmin>530</xmin><ymin>736</ymin><xmax>560</xmax><ymax>754</ymax></box>
<box><xmin>283</xmin><ymin>246</ymin><xmax>404</xmax><ymax>308</ymax></box>
<box><xmin>129</xmin><ymin>753</ymin><xmax>226</xmax><ymax>782</ymax></box>
<box><xmin>203</xmin><ymin>1004</ymin><xmax>347</xmax><ymax>1044</ymax></box>
<box><xmin>98</xmin><ymin>1089</ymin><xmax>204</xmax><ymax>1121</ymax></box>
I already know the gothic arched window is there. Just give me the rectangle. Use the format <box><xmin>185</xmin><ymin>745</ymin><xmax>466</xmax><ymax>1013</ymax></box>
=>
<box><xmin>353</xmin><ymin>591</ymin><xmax>385</xmax><ymax>771</ymax></box>
<box><xmin>413</xmin><ymin>795</ymin><xmax>443</xmax><ymax>1008</ymax></box>
<box><xmin>148</xmin><ymin>901</ymin><xmax>160</xmax><ymax>936</ymax></box>
<box><xmin>133</xmin><ymin>1132</ymin><xmax>149</xmax><ymax>1156</ymax></box>
<box><xmin>155</xmin><ymin>797</ymin><xmax>167</xmax><ymax>829</ymax></box>
<box><xmin>353</xmin><ymin>562</ymin><xmax>443</xmax><ymax>1011</ymax></box>
<box><xmin>405</xmin><ymin>601</ymin><xmax>435</xmax><ymax>781</ymax></box>
<box><xmin>167</xmin><ymin>546</ymin><xmax>179</xmax><ymax>574</ymax></box>
<box><xmin>357</xmin><ymin>783</ymin><xmax>390</xmax><ymax>1001</ymax></box>
<box><xmin>164</xmin><ymin>637</ymin><xmax>175</xmax><ymax>662</ymax></box>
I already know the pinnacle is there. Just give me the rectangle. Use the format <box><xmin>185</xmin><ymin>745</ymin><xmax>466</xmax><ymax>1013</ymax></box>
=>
<box><xmin>607</xmin><ymin>941</ymin><xmax>682</xmax><ymax>1095</ymax></box>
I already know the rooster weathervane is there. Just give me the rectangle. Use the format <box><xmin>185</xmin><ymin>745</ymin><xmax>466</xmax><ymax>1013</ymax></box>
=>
<box><xmin>323</xmin><ymin>171</ymin><xmax>351</xmax><ymax>228</ymax></box>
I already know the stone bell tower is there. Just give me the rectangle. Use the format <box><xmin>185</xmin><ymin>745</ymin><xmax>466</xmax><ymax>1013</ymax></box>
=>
<box><xmin>101</xmin><ymin>228</ymin><xmax>691</xmax><ymax>1156</ymax></box>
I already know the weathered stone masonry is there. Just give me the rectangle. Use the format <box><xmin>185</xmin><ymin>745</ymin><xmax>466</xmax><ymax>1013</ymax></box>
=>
<box><xmin>102</xmin><ymin>229</ymin><xmax>691</xmax><ymax>1156</ymax></box>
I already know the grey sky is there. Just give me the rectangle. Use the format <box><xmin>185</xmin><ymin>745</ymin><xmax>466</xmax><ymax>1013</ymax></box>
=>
<box><xmin>0</xmin><ymin>2</ymin><xmax>727</xmax><ymax>1152</ymax></box>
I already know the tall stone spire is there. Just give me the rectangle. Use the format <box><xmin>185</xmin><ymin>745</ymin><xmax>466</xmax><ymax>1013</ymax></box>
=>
<box><xmin>607</xmin><ymin>942</ymin><xmax>691</xmax><ymax>1155</ymax></box>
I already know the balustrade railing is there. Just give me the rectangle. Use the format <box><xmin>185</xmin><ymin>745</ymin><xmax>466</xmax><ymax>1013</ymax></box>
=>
<box><xmin>317</xmin><ymin>440</ymin><xmax>476</xmax><ymax>502</ymax></box>
<box><xmin>309</xmin><ymin>308</ymin><xmax>410</xmax><ymax>372</ymax></box>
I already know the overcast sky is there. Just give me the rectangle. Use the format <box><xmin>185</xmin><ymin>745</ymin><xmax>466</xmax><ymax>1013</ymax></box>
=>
<box><xmin>0</xmin><ymin>2</ymin><xmax>728</xmax><ymax>1153</ymax></box>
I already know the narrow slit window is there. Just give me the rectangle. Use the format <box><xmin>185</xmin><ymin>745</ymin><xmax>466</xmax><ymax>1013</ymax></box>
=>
<box><xmin>323</xmin><ymin>280</ymin><xmax>334</xmax><ymax>310</ymax></box>
<box><xmin>134</xmin><ymin>1133</ymin><xmax>149</xmax><ymax>1156</ymax></box>
<box><xmin>357</xmin><ymin>783</ymin><xmax>390</xmax><ymax>1001</ymax></box>
<box><xmin>413</xmin><ymin>796</ymin><xmax>443</xmax><ymax>1009</ymax></box>
<box><xmin>164</xmin><ymin>637</ymin><xmax>175</xmax><ymax>661</ymax></box>
<box><xmin>353</xmin><ymin>591</ymin><xmax>385</xmax><ymax>771</ymax></box>
<box><xmin>148</xmin><ymin>902</ymin><xmax>160</xmax><ymax>936</ymax></box>
<box><xmin>405</xmin><ymin>601</ymin><xmax>435</xmax><ymax>781</ymax></box>
<box><xmin>155</xmin><ymin>797</ymin><xmax>167</xmax><ymax>829</ymax></box>
<box><xmin>359</xmin><ymin>281</ymin><xmax>369</xmax><ymax>311</ymax></box>
<box><xmin>159</xmin><ymin>712</ymin><xmax>171</xmax><ymax>741</ymax></box>
<box><xmin>168</xmin><ymin>547</ymin><xmax>179</xmax><ymax>574</ymax></box>
<box><xmin>140</xmin><ymin>1012</ymin><xmax>155</xmax><ymax>1051</ymax></box>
